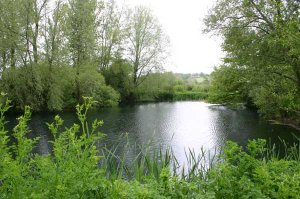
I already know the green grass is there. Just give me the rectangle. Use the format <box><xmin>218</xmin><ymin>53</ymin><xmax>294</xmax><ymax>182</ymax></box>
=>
<box><xmin>0</xmin><ymin>94</ymin><xmax>300</xmax><ymax>198</ymax></box>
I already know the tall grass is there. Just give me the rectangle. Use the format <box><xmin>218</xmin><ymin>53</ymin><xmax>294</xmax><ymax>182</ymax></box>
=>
<box><xmin>100</xmin><ymin>143</ymin><xmax>216</xmax><ymax>182</ymax></box>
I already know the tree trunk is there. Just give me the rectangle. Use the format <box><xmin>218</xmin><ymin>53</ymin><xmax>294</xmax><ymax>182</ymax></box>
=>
<box><xmin>10</xmin><ymin>48</ymin><xmax>16</xmax><ymax>68</ymax></box>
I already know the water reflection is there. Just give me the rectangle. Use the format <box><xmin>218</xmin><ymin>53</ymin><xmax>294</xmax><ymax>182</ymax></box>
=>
<box><xmin>6</xmin><ymin>102</ymin><xmax>300</xmax><ymax>164</ymax></box>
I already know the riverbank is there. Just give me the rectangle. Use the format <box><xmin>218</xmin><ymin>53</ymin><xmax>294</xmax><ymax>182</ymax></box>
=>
<box><xmin>270</xmin><ymin>119</ymin><xmax>300</xmax><ymax>131</ymax></box>
<box><xmin>1</xmin><ymin>98</ymin><xmax>300</xmax><ymax>198</ymax></box>
<box><xmin>209</xmin><ymin>101</ymin><xmax>300</xmax><ymax>132</ymax></box>
<box><xmin>135</xmin><ymin>91</ymin><xmax>208</xmax><ymax>103</ymax></box>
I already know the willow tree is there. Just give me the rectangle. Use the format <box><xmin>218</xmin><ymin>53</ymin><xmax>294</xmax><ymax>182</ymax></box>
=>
<box><xmin>96</xmin><ymin>0</ymin><xmax>125</xmax><ymax>71</ymax></box>
<box><xmin>18</xmin><ymin>0</ymin><xmax>48</xmax><ymax>65</ymax></box>
<box><xmin>44</xmin><ymin>0</ymin><xmax>68</xmax><ymax>68</ymax></box>
<box><xmin>0</xmin><ymin>0</ymin><xmax>48</xmax><ymax>68</ymax></box>
<box><xmin>67</xmin><ymin>0</ymin><xmax>97</xmax><ymax>100</ymax></box>
<box><xmin>126</xmin><ymin>6</ymin><xmax>169</xmax><ymax>87</ymax></box>
<box><xmin>0</xmin><ymin>0</ymin><xmax>20</xmax><ymax>69</ymax></box>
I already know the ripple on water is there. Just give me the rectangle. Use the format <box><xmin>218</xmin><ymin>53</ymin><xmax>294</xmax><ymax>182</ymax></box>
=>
<box><xmin>5</xmin><ymin>101</ymin><xmax>300</xmax><ymax>164</ymax></box>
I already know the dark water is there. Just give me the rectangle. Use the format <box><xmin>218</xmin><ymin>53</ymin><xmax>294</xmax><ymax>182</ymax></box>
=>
<box><xmin>6</xmin><ymin>101</ymin><xmax>300</xmax><ymax>162</ymax></box>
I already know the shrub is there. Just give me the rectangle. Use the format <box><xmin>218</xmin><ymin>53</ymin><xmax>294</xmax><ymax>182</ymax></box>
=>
<box><xmin>0</xmin><ymin>95</ymin><xmax>107</xmax><ymax>198</ymax></box>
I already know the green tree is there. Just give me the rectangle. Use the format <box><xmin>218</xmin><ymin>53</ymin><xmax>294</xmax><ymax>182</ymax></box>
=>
<box><xmin>208</xmin><ymin>65</ymin><xmax>250</xmax><ymax>104</ymax></box>
<box><xmin>205</xmin><ymin>0</ymin><xmax>300</xmax><ymax>120</ymax></box>
<box><xmin>126</xmin><ymin>6</ymin><xmax>169</xmax><ymax>88</ymax></box>
<box><xmin>67</xmin><ymin>0</ymin><xmax>97</xmax><ymax>100</ymax></box>
<box><xmin>78</xmin><ymin>64</ymin><xmax>120</xmax><ymax>107</ymax></box>
<box><xmin>0</xmin><ymin>0</ymin><xmax>21</xmax><ymax>69</ymax></box>
<box><xmin>42</xmin><ymin>0</ymin><xmax>71</xmax><ymax>110</ymax></box>
<box><xmin>44</xmin><ymin>0</ymin><xmax>68</xmax><ymax>68</ymax></box>
<box><xmin>96</xmin><ymin>0</ymin><xmax>125</xmax><ymax>71</ymax></box>
<box><xmin>103</xmin><ymin>57</ymin><xmax>134</xmax><ymax>102</ymax></box>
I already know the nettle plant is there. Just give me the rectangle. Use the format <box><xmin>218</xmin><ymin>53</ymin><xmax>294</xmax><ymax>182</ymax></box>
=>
<box><xmin>0</xmin><ymin>94</ymin><xmax>107</xmax><ymax>198</ymax></box>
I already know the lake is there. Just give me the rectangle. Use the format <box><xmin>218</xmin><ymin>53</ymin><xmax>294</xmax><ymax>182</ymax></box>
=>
<box><xmin>6</xmin><ymin>101</ymin><xmax>300</xmax><ymax>163</ymax></box>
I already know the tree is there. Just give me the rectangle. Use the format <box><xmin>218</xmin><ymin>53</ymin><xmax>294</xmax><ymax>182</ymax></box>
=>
<box><xmin>96</xmin><ymin>0</ymin><xmax>125</xmax><ymax>71</ymax></box>
<box><xmin>0</xmin><ymin>0</ymin><xmax>16</xmax><ymax>69</ymax></box>
<box><xmin>67</xmin><ymin>0</ymin><xmax>97</xmax><ymax>100</ymax></box>
<box><xmin>205</xmin><ymin>0</ymin><xmax>300</xmax><ymax>91</ymax></box>
<box><xmin>103</xmin><ymin>57</ymin><xmax>134</xmax><ymax>102</ymax></box>
<box><xmin>32</xmin><ymin>0</ymin><xmax>49</xmax><ymax>64</ymax></box>
<box><xmin>44</xmin><ymin>0</ymin><xmax>68</xmax><ymax>68</ymax></box>
<box><xmin>67</xmin><ymin>0</ymin><xmax>97</xmax><ymax>65</ymax></box>
<box><xmin>208</xmin><ymin>64</ymin><xmax>252</xmax><ymax>104</ymax></box>
<box><xmin>126</xmin><ymin>6</ymin><xmax>169</xmax><ymax>87</ymax></box>
<box><xmin>0</xmin><ymin>0</ymin><xmax>173</xmax><ymax>110</ymax></box>
<box><xmin>205</xmin><ymin>0</ymin><xmax>300</xmax><ymax>119</ymax></box>
<box><xmin>0</xmin><ymin>0</ymin><xmax>121</xmax><ymax>111</ymax></box>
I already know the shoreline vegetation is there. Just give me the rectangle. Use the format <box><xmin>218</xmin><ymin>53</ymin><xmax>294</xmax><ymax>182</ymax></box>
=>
<box><xmin>1</xmin><ymin>96</ymin><xmax>300</xmax><ymax>198</ymax></box>
<box><xmin>204</xmin><ymin>0</ymin><xmax>300</xmax><ymax>129</ymax></box>
<box><xmin>1</xmin><ymin>0</ymin><xmax>299</xmax><ymax>129</ymax></box>
<box><xmin>0</xmin><ymin>0</ymin><xmax>209</xmax><ymax>114</ymax></box>
<box><xmin>1</xmin><ymin>0</ymin><xmax>300</xmax><ymax>196</ymax></box>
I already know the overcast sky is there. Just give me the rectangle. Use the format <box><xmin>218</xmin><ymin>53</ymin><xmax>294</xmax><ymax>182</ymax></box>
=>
<box><xmin>121</xmin><ymin>0</ymin><xmax>223</xmax><ymax>74</ymax></box>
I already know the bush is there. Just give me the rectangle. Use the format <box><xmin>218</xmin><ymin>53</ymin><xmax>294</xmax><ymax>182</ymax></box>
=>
<box><xmin>78</xmin><ymin>64</ymin><xmax>120</xmax><ymax>107</ymax></box>
<box><xmin>0</xmin><ymin>96</ymin><xmax>107</xmax><ymax>198</ymax></box>
<box><xmin>1</xmin><ymin>63</ymin><xmax>120</xmax><ymax>111</ymax></box>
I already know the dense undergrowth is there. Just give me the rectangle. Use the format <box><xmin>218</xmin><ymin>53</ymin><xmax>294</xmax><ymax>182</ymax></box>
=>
<box><xmin>1</xmin><ymin>95</ymin><xmax>300</xmax><ymax>198</ymax></box>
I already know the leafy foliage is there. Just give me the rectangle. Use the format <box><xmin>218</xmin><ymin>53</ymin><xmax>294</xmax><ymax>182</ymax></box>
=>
<box><xmin>205</xmin><ymin>0</ymin><xmax>300</xmax><ymax>122</ymax></box>
<box><xmin>135</xmin><ymin>72</ymin><xmax>210</xmax><ymax>102</ymax></box>
<box><xmin>208</xmin><ymin>65</ymin><xmax>250</xmax><ymax>104</ymax></box>
<box><xmin>0</xmin><ymin>0</ymin><xmax>171</xmax><ymax>110</ymax></box>
<box><xmin>1</xmin><ymin>63</ymin><xmax>119</xmax><ymax>111</ymax></box>
<box><xmin>102</xmin><ymin>58</ymin><xmax>134</xmax><ymax>103</ymax></box>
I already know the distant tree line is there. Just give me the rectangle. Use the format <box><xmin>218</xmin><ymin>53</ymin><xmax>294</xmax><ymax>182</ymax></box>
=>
<box><xmin>135</xmin><ymin>72</ymin><xmax>209</xmax><ymax>102</ymax></box>
<box><xmin>0</xmin><ymin>0</ymin><xmax>169</xmax><ymax>111</ymax></box>
<box><xmin>205</xmin><ymin>0</ymin><xmax>300</xmax><ymax>123</ymax></box>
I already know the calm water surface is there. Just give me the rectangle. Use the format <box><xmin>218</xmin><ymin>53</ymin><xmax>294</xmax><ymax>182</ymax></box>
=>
<box><xmin>7</xmin><ymin>101</ymin><xmax>300</xmax><ymax>162</ymax></box>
